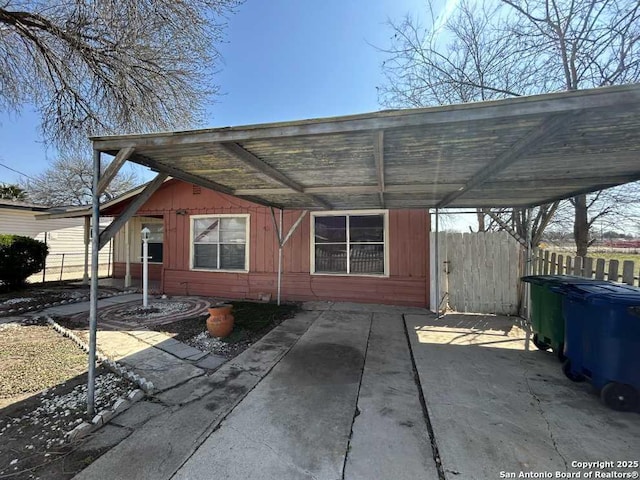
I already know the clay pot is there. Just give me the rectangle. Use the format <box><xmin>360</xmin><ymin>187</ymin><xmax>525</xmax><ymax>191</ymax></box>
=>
<box><xmin>206</xmin><ymin>304</ymin><xmax>234</xmax><ymax>338</ymax></box>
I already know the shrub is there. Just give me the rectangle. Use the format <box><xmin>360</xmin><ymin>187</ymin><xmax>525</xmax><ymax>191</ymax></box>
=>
<box><xmin>0</xmin><ymin>235</ymin><xmax>48</xmax><ymax>289</ymax></box>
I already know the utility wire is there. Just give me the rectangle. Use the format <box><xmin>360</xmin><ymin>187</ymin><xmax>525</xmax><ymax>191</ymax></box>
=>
<box><xmin>0</xmin><ymin>162</ymin><xmax>35</xmax><ymax>181</ymax></box>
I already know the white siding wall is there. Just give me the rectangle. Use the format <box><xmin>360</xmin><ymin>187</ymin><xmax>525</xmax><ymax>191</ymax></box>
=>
<box><xmin>0</xmin><ymin>209</ymin><xmax>112</xmax><ymax>268</ymax></box>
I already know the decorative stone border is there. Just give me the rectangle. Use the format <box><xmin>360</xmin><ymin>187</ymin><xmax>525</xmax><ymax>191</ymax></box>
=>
<box><xmin>42</xmin><ymin>314</ymin><xmax>155</xmax><ymax>443</ymax></box>
<box><xmin>0</xmin><ymin>289</ymin><xmax>138</xmax><ymax>318</ymax></box>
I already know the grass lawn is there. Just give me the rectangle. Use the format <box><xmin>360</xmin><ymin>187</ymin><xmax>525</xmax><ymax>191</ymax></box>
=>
<box><xmin>0</xmin><ymin>323</ymin><xmax>87</xmax><ymax>407</ymax></box>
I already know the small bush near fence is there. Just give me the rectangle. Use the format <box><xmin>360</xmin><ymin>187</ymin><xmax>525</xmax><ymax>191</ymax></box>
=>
<box><xmin>0</xmin><ymin>235</ymin><xmax>49</xmax><ymax>289</ymax></box>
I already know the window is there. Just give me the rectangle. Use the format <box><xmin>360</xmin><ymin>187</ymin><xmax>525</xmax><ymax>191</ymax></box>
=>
<box><xmin>312</xmin><ymin>212</ymin><xmax>386</xmax><ymax>275</ymax></box>
<box><xmin>141</xmin><ymin>223</ymin><xmax>163</xmax><ymax>263</ymax></box>
<box><xmin>191</xmin><ymin>215</ymin><xmax>248</xmax><ymax>271</ymax></box>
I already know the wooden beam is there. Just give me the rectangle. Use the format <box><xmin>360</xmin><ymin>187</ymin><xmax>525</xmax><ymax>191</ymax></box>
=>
<box><xmin>97</xmin><ymin>147</ymin><xmax>134</xmax><ymax>195</ymax></box>
<box><xmin>134</xmin><ymin>154</ymin><xmax>235</xmax><ymax>196</ymax></box>
<box><xmin>436</xmin><ymin>112</ymin><xmax>576</xmax><ymax>208</ymax></box>
<box><xmin>98</xmin><ymin>173</ymin><xmax>168</xmax><ymax>250</ymax></box>
<box><xmin>282</xmin><ymin>210</ymin><xmax>308</xmax><ymax>247</ymax></box>
<box><xmin>221</xmin><ymin>142</ymin><xmax>332</xmax><ymax>209</ymax></box>
<box><xmin>373</xmin><ymin>131</ymin><xmax>385</xmax><ymax>207</ymax></box>
<box><xmin>234</xmin><ymin>184</ymin><xmax>465</xmax><ymax>196</ymax></box>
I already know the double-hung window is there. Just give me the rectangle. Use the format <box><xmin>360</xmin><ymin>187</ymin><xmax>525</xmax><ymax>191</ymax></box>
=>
<box><xmin>312</xmin><ymin>212</ymin><xmax>387</xmax><ymax>275</ymax></box>
<box><xmin>191</xmin><ymin>215</ymin><xmax>249</xmax><ymax>271</ymax></box>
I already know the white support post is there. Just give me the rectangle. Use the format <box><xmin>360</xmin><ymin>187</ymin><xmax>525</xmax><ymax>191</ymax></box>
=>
<box><xmin>124</xmin><ymin>221</ymin><xmax>131</xmax><ymax>288</ymax></box>
<box><xmin>435</xmin><ymin>208</ymin><xmax>441</xmax><ymax>318</ymax></box>
<box><xmin>82</xmin><ymin>216</ymin><xmax>90</xmax><ymax>285</ymax></box>
<box><xmin>141</xmin><ymin>227</ymin><xmax>150</xmax><ymax>308</ymax></box>
<box><xmin>525</xmin><ymin>208</ymin><xmax>533</xmax><ymax>321</ymax></box>
<box><xmin>88</xmin><ymin>150</ymin><xmax>101</xmax><ymax>417</ymax></box>
<box><xmin>277</xmin><ymin>210</ymin><xmax>283</xmax><ymax>306</ymax></box>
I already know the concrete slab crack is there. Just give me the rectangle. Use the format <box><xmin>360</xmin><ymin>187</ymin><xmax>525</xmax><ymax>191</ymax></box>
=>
<box><xmin>520</xmin><ymin>355</ymin><xmax>569</xmax><ymax>472</ymax></box>
<box><xmin>341</xmin><ymin>313</ymin><xmax>373</xmax><ymax>480</ymax></box>
<box><xmin>402</xmin><ymin>314</ymin><xmax>447</xmax><ymax>480</ymax></box>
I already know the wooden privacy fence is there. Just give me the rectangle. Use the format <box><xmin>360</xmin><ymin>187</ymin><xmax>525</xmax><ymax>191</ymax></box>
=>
<box><xmin>532</xmin><ymin>249</ymin><xmax>640</xmax><ymax>287</ymax></box>
<box><xmin>431</xmin><ymin>232</ymin><xmax>523</xmax><ymax>315</ymax></box>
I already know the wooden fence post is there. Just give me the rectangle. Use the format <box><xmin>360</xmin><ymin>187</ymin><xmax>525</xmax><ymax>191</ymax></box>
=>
<box><xmin>565</xmin><ymin>256</ymin><xmax>573</xmax><ymax>276</ymax></box>
<box><xmin>543</xmin><ymin>250</ymin><xmax>549</xmax><ymax>275</ymax></box>
<box><xmin>622</xmin><ymin>261</ymin><xmax>635</xmax><ymax>286</ymax></box>
<box><xmin>557</xmin><ymin>255</ymin><xmax>564</xmax><ymax>274</ymax></box>
<box><xmin>595</xmin><ymin>258</ymin><xmax>606</xmax><ymax>280</ymax></box>
<box><xmin>583</xmin><ymin>257</ymin><xmax>594</xmax><ymax>279</ymax></box>
<box><xmin>608</xmin><ymin>260</ymin><xmax>619</xmax><ymax>283</ymax></box>
<box><xmin>550</xmin><ymin>253</ymin><xmax>557</xmax><ymax>275</ymax></box>
<box><xmin>573</xmin><ymin>256</ymin><xmax>583</xmax><ymax>276</ymax></box>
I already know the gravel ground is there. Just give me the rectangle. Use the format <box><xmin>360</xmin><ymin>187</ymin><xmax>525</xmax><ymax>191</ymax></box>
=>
<box><xmin>151</xmin><ymin>301</ymin><xmax>300</xmax><ymax>359</ymax></box>
<box><xmin>0</xmin><ymin>284</ymin><xmax>121</xmax><ymax>316</ymax></box>
<box><xmin>0</xmin><ymin>321</ymin><xmax>133</xmax><ymax>479</ymax></box>
<box><xmin>116</xmin><ymin>301</ymin><xmax>194</xmax><ymax>319</ymax></box>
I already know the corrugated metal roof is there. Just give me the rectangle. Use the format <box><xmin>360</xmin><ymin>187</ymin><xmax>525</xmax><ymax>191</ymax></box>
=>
<box><xmin>91</xmin><ymin>84</ymin><xmax>640</xmax><ymax>210</ymax></box>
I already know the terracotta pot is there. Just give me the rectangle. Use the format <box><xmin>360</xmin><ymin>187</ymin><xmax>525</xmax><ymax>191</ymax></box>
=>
<box><xmin>206</xmin><ymin>304</ymin><xmax>234</xmax><ymax>338</ymax></box>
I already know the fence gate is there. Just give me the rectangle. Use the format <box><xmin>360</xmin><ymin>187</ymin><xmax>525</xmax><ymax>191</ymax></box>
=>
<box><xmin>430</xmin><ymin>232</ymin><xmax>523</xmax><ymax>315</ymax></box>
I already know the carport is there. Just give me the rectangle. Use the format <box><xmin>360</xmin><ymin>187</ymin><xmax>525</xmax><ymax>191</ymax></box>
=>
<box><xmin>84</xmin><ymin>84</ymin><xmax>640</xmax><ymax>414</ymax></box>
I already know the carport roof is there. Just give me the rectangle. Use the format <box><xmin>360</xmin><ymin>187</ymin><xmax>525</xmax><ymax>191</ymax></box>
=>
<box><xmin>91</xmin><ymin>84</ymin><xmax>640</xmax><ymax>210</ymax></box>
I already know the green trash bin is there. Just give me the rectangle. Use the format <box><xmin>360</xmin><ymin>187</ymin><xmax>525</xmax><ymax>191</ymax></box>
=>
<box><xmin>521</xmin><ymin>275</ymin><xmax>609</xmax><ymax>360</ymax></box>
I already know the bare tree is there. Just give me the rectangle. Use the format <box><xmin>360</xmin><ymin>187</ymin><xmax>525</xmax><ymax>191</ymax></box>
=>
<box><xmin>21</xmin><ymin>153</ymin><xmax>138</xmax><ymax>206</ymax></box>
<box><xmin>0</xmin><ymin>0</ymin><xmax>240</xmax><ymax>149</ymax></box>
<box><xmin>379</xmin><ymin>0</ymin><xmax>640</xmax><ymax>254</ymax></box>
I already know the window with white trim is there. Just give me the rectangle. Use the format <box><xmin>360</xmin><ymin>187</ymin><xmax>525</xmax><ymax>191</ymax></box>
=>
<box><xmin>313</xmin><ymin>213</ymin><xmax>386</xmax><ymax>275</ymax></box>
<box><xmin>191</xmin><ymin>216</ymin><xmax>248</xmax><ymax>270</ymax></box>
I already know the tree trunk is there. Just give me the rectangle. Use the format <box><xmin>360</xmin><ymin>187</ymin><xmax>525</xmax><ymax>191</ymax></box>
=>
<box><xmin>476</xmin><ymin>208</ymin><xmax>486</xmax><ymax>232</ymax></box>
<box><xmin>573</xmin><ymin>194</ymin><xmax>589</xmax><ymax>256</ymax></box>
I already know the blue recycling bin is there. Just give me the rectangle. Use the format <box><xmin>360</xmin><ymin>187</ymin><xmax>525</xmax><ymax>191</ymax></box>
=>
<box><xmin>559</xmin><ymin>283</ymin><xmax>640</xmax><ymax>412</ymax></box>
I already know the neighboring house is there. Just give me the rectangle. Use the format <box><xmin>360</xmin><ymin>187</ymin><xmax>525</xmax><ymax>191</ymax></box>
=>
<box><xmin>0</xmin><ymin>199</ymin><xmax>112</xmax><ymax>279</ymax></box>
<box><xmin>102</xmin><ymin>179</ymin><xmax>430</xmax><ymax>307</ymax></box>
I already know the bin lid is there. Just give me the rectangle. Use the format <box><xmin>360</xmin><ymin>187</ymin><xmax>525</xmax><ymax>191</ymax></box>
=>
<box><xmin>521</xmin><ymin>275</ymin><xmax>609</xmax><ymax>286</ymax></box>
<box><xmin>560</xmin><ymin>283</ymin><xmax>640</xmax><ymax>306</ymax></box>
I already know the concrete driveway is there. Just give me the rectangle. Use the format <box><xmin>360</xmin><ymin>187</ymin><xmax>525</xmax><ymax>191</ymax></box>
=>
<box><xmin>74</xmin><ymin>303</ymin><xmax>640</xmax><ymax>480</ymax></box>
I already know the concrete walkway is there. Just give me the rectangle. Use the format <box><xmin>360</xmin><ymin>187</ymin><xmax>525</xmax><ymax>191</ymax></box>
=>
<box><xmin>51</xmin><ymin>300</ymin><xmax>639</xmax><ymax>480</ymax></box>
<box><xmin>70</xmin><ymin>303</ymin><xmax>440</xmax><ymax>480</ymax></box>
<box><xmin>40</xmin><ymin>294</ymin><xmax>226</xmax><ymax>391</ymax></box>
<box><xmin>405</xmin><ymin>313</ymin><xmax>640</xmax><ymax>478</ymax></box>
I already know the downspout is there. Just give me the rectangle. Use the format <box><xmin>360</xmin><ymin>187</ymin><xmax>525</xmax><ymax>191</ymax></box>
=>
<box><xmin>435</xmin><ymin>208</ymin><xmax>441</xmax><ymax>318</ymax></box>
<box><xmin>87</xmin><ymin>150</ymin><xmax>101</xmax><ymax>416</ymax></box>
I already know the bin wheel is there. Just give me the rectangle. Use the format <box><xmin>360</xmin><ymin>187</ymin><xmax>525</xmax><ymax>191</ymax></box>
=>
<box><xmin>532</xmin><ymin>333</ymin><xmax>550</xmax><ymax>351</ymax></box>
<box><xmin>600</xmin><ymin>383</ymin><xmax>639</xmax><ymax>412</ymax></box>
<box><xmin>562</xmin><ymin>359</ymin><xmax>584</xmax><ymax>383</ymax></box>
<box><xmin>555</xmin><ymin>343</ymin><xmax>566</xmax><ymax>362</ymax></box>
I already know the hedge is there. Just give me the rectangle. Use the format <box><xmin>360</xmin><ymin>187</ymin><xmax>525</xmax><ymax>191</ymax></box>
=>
<box><xmin>0</xmin><ymin>235</ymin><xmax>49</xmax><ymax>289</ymax></box>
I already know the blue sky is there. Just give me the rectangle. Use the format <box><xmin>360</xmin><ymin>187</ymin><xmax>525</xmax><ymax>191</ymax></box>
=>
<box><xmin>0</xmin><ymin>0</ymin><xmax>448</xmax><ymax>185</ymax></box>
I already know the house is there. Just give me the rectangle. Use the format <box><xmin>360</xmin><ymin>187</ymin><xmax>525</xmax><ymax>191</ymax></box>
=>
<box><xmin>0</xmin><ymin>200</ymin><xmax>112</xmax><ymax>281</ymax></box>
<box><xmin>101</xmin><ymin>179</ymin><xmax>430</xmax><ymax>307</ymax></box>
<box><xmin>79</xmin><ymin>84</ymin><xmax>640</xmax><ymax>312</ymax></box>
